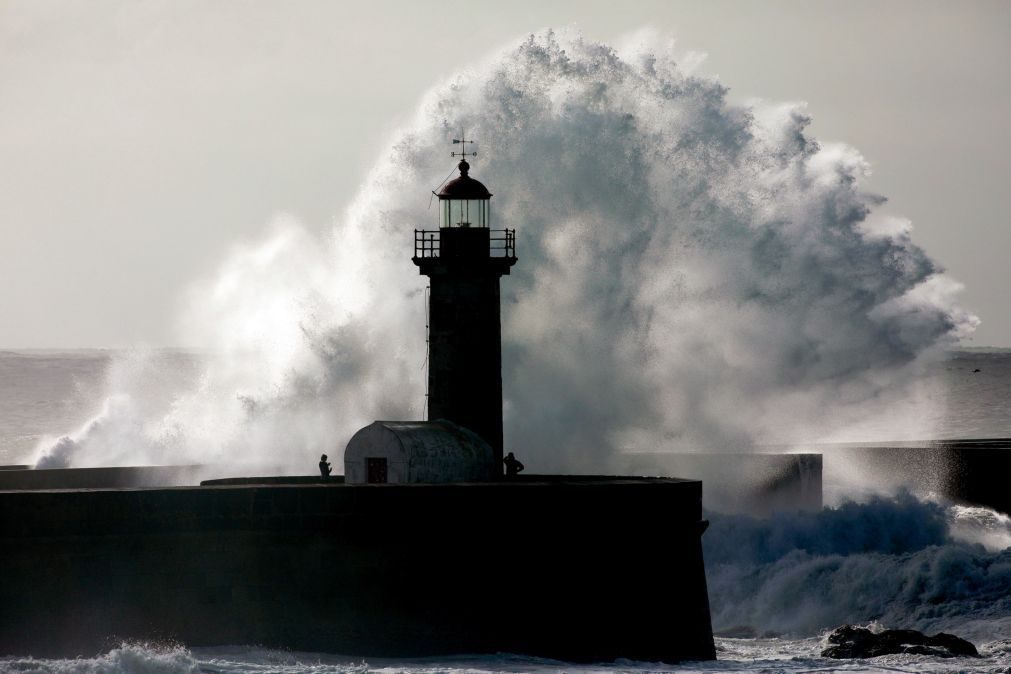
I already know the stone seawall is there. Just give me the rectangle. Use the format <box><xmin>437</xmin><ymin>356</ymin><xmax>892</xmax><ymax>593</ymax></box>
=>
<box><xmin>816</xmin><ymin>439</ymin><xmax>1011</xmax><ymax>514</ymax></box>
<box><xmin>0</xmin><ymin>465</ymin><xmax>295</xmax><ymax>490</ymax></box>
<box><xmin>0</xmin><ymin>465</ymin><xmax>206</xmax><ymax>490</ymax></box>
<box><xmin>620</xmin><ymin>453</ymin><xmax>823</xmax><ymax>515</ymax></box>
<box><xmin>0</xmin><ymin>477</ymin><xmax>715</xmax><ymax>662</ymax></box>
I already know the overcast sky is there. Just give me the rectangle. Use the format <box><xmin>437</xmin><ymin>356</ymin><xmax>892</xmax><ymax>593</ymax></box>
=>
<box><xmin>1</xmin><ymin>0</ymin><xmax>1008</xmax><ymax>348</ymax></box>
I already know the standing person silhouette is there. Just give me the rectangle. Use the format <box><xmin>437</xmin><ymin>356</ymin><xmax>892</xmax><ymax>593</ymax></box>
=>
<box><xmin>503</xmin><ymin>452</ymin><xmax>524</xmax><ymax>477</ymax></box>
<box><xmin>319</xmin><ymin>454</ymin><xmax>332</xmax><ymax>479</ymax></box>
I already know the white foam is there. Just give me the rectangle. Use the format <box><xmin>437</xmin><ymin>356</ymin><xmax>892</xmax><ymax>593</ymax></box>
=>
<box><xmin>0</xmin><ymin>642</ymin><xmax>199</xmax><ymax>674</ymax></box>
<box><xmin>5</xmin><ymin>641</ymin><xmax>1011</xmax><ymax>674</ymax></box>
<box><xmin>947</xmin><ymin>504</ymin><xmax>1011</xmax><ymax>552</ymax></box>
<box><xmin>704</xmin><ymin>495</ymin><xmax>1011</xmax><ymax>640</ymax></box>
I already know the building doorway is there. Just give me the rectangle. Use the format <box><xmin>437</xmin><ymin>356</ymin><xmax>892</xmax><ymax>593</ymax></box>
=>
<box><xmin>366</xmin><ymin>457</ymin><xmax>388</xmax><ymax>484</ymax></box>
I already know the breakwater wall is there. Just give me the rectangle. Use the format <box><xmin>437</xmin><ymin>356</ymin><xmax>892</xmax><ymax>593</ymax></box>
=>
<box><xmin>0</xmin><ymin>465</ymin><xmax>205</xmax><ymax>490</ymax></box>
<box><xmin>0</xmin><ymin>464</ymin><xmax>298</xmax><ymax>490</ymax></box>
<box><xmin>0</xmin><ymin>476</ymin><xmax>715</xmax><ymax>662</ymax></box>
<box><xmin>620</xmin><ymin>453</ymin><xmax>822</xmax><ymax>515</ymax></box>
<box><xmin>817</xmin><ymin>439</ymin><xmax>1011</xmax><ymax>514</ymax></box>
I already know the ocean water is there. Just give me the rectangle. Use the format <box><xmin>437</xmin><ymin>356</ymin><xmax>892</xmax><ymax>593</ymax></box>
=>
<box><xmin>0</xmin><ymin>349</ymin><xmax>110</xmax><ymax>466</ymax></box>
<box><xmin>932</xmin><ymin>350</ymin><xmax>1011</xmax><ymax>440</ymax></box>
<box><xmin>2</xmin><ymin>637</ymin><xmax>1010</xmax><ymax>673</ymax></box>
<box><xmin>0</xmin><ymin>349</ymin><xmax>203</xmax><ymax>467</ymax></box>
<box><xmin>2</xmin><ymin>349</ymin><xmax>1011</xmax><ymax>672</ymax></box>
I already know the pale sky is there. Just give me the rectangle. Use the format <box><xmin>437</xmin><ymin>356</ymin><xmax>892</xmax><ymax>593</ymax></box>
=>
<box><xmin>1</xmin><ymin>0</ymin><xmax>1009</xmax><ymax>348</ymax></box>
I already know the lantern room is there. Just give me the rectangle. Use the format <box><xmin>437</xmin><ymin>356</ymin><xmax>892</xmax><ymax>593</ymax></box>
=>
<box><xmin>438</xmin><ymin>159</ymin><xmax>492</xmax><ymax>228</ymax></box>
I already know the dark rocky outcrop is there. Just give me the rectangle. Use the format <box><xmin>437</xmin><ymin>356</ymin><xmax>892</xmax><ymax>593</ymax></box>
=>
<box><xmin>822</xmin><ymin>625</ymin><xmax>979</xmax><ymax>659</ymax></box>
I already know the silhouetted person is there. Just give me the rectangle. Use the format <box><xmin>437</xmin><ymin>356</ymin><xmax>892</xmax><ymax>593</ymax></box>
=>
<box><xmin>319</xmin><ymin>454</ymin><xmax>332</xmax><ymax>479</ymax></box>
<box><xmin>503</xmin><ymin>452</ymin><xmax>524</xmax><ymax>477</ymax></box>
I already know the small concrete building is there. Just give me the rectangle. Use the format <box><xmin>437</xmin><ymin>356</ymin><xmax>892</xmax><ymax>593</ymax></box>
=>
<box><xmin>344</xmin><ymin>420</ymin><xmax>495</xmax><ymax>484</ymax></box>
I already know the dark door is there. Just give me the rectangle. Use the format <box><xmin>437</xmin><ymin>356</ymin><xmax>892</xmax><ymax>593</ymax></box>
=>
<box><xmin>366</xmin><ymin>457</ymin><xmax>388</xmax><ymax>484</ymax></box>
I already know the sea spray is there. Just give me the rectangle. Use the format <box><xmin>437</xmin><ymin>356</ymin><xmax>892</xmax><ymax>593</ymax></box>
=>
<box><xmin>33</xmin><ymin>349</ymin><xmax>203</xmax><ymax>469</ymax></box>
<box><xmin>35</xmin><ymin>29</ymin><xmax>975</xmax><ymax>472</ymax></box>
<box><xmin>0</xmin><ymin>642</ymin><xmax>200</xmax><ymax>674</ymax></box>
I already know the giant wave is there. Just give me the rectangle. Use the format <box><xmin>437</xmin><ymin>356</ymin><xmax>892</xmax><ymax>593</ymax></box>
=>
<box><xmin>33</xmin><ymin>29</ymin><xmax>975</xmax><ymax>472</ymax></box>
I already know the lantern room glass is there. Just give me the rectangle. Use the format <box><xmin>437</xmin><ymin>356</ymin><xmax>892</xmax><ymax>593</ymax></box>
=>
<box><xmin>441</xmin><ymin>199</ymin><xmax>489</xmax><ymax>228</ymax></box>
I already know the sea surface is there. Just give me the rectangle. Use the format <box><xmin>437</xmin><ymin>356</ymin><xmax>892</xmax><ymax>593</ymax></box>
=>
<box><xmin>0</xmin><ymin>349</ymin><xmax>203</xmax><ymax>466</ymax></box>
<box><xmin>2</xmin><ymin>349</ymin><xmax>1011</xmax><ymax>673</ymax></box>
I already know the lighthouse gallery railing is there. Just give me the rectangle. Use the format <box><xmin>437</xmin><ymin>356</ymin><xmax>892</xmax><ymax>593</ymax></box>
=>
<box><xmin>414</xmin><ymin>229</ymin><xmax>516</xmax><ymax>259</ymax></box>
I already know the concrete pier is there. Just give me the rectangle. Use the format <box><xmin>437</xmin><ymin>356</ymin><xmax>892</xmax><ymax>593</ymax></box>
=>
<box><xmin>0</xmin><ymin>476</ymin><xmax>715</xmax><ymax>662</ymax></box>
<box><xmin>0</xmin><ymin>465</ymin><xmax>293</xmax><ymax>491</ymax></box>
<box><xmin>621</xmin><ymin>441</ymin><xmax>1011</xmax><ymax>517</ymax></box>
<box><xmin>620</xmin><ymin>453</ymin><xmax>823</xmax><ymax>515</ymax></box>
<box><xmin>816</xmin><ymin>438</ymin><xmax>1011</xmax><ymax>514</ymax></box>
<box><xmin>0</xmin><ymin>465</ymin><xmax>204</xmax><ymax>490</ymax></box>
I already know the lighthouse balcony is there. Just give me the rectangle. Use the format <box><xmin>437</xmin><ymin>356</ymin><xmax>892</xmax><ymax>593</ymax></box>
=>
<box><xmin>414</xmin><ymin>228</ymin><xmax>516</xmax><ymax>262</ymax></box>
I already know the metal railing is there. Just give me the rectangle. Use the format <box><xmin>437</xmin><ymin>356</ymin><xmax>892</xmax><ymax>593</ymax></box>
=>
<box><xmin>491</xmin><ymin>229</ymin><xmax>516</xmax><ymax>258</ymax></box>
<box><xmin>415</xmin><ymin>230</ymin><xmax>440</xmax><ymax>258</ymax></box>
<box><xmin>414</xmin><ymin>229</ymin><xmax>516</xmax><ymax>259</ymax></box>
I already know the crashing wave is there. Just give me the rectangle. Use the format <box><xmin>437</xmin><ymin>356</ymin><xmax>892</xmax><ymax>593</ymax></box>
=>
<box><xmin>33</xmin><ymin>30</ymin><xmax>974</xmax><ymax>472</ymax></box>
<box><xmin>705</xmin><ymin>495</ymin><xmax>1011</xmax><ymax>642</ymax></box>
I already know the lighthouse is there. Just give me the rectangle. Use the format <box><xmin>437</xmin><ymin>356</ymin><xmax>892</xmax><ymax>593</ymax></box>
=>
<box><xmin>343</xmin><ymin>138</ymin><xmax>514</xmax><ymax>484</ymax></box>
<box><xmin>413</xmin><ymin>138</ymin><xmax>516</xmax><ymax>475</ymax></box>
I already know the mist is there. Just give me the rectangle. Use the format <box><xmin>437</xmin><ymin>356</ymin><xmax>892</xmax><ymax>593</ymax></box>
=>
<box><xmin>33</xmin><ymin>30</ymin><xmax>976</xmax><ymax>474</ymax></box>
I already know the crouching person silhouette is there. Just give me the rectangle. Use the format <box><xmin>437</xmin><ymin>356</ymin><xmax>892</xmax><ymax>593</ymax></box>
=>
<box><xmin>319</xmin><ymin>454</ymin><xmax>332</xmax><ymax>480</ymax></box>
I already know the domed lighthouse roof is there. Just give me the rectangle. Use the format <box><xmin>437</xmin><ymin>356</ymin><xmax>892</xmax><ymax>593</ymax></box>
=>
<box><xmin>437</xmin><ymin>159</ymin><xmax>492</xmax><ymax>199</ymax></box>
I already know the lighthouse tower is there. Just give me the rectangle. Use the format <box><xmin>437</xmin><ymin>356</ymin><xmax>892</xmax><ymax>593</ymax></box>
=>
<box><xmin>413</xmin><ymin>138</ymin><xmax>516</xmax><ymax>475</ymax></box>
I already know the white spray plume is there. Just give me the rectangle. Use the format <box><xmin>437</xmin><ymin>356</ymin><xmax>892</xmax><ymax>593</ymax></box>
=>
<box><xmin>34</xmin><ymin>30</ymin><xmax>976</xmax><ymax>472</ymax></box>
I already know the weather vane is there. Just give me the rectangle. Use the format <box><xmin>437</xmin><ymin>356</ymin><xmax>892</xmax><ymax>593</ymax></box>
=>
<box><xmin>451</xmin><ymin>132</ymin><xmax>476</xmax><ymax>160</ymax></box>
<box><xmin>431</xmin><ymin>132</ymin><xmax>478</xmax><ymax>200</ymax></box>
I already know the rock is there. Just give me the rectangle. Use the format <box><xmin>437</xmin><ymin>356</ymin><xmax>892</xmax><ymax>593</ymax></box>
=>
<box><xmin>822</xmin><ymin>625</ymin><xmax>979</xmax><ymax>659</ymax></box>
